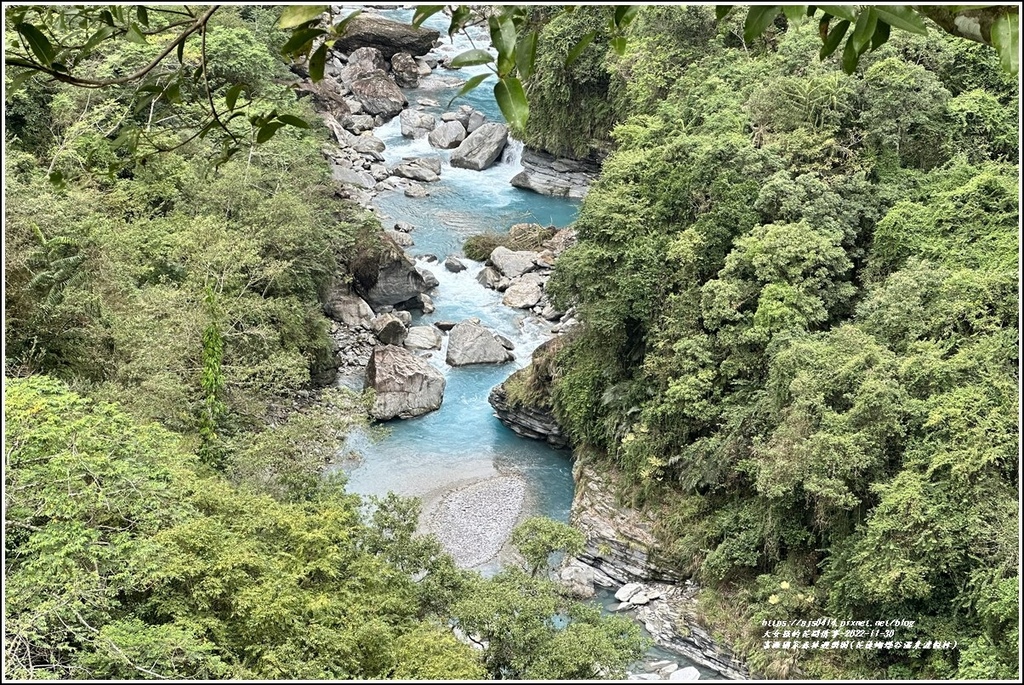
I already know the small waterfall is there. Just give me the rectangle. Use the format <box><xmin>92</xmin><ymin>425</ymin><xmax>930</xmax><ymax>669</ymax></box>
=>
<box><xmin>502</xmin><ymin>138</ymin><xmax>524</xmax><ymax>168</ymax></box>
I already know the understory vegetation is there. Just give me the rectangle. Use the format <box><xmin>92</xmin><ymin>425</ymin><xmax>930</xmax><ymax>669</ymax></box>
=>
<box><xmin>4</xmin><ymin>6</ymin><xmax>646</xmax><ymax>679</ymax></box>
<box><xmin>529</xmin><ymin>6</ymin><xmax>1019</xmax><ymax>680</ymax></box>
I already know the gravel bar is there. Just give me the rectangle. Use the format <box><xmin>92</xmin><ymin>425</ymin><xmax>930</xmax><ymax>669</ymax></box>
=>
<box><xmin>428</xmin><ymin>475</ymin><xmax>526</xmax><ymax>568</ymax></box>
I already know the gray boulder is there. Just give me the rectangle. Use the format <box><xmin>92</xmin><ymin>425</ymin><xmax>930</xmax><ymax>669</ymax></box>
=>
<box><xmin>386</xmin><ymin>229</ymin><xmax>414</xmax><ymax>247</ymax></box>
<box><xmin>405</xmin><ymin>325</ymin><xmax>443</xmax><ymax>350</ymax></box>
<box><xmin>350</xmin><ymin>72</ymin><xmax>407</xmax><ymax>118</ymax></box>
<box><xmin>428</xmin><ymin>120</ymin><xmax>467</xmax><ymax>149</ymax></box>
<box><xmin>450</xmin><ymin>123</ymin><xmax>508</xmax><ymax>170</ymax></box>
<box><xmin>392</xmin><ymin>162</ymin><xmax>439</xmax><ymax>183</ymax></box>
<box><xmin>333</xmin><ymin>15</ymin><xmax>440</xmax><ymax>60</ymax></box>
<box><xmin>446</xmin><ymin>321</ymin><xmax>514</xmax><ymax>366</ymax></box>
<box><xmin>668</xmin><ymin>667</ymin><xmax>701</xmax><ymax>682</ymax></box>
<box><xmin>340</xmin><ymin>46</ymin><xmax>386</xmax><ymax>84</ymax></box>
<box><xmin>502</xmin><ymin>280</ymin><xmax>542</xmax><ymax>309</ymax></box>
<box><xmin>366</xmin><ymin>345</ymin><xmax>446</xmax><ymax>420</ymax></box>
<box><xmin>400</xmin><ymin>109</ymin><xmax>436</xmax><ymax>138</ymax></box>
<box><xmin>357</xmin><ymin>239</ymin><xmax>430</xmax><ymax>308</ymax></box>
<box><xmin>391</xmin><ymin>51</ymin><xmax>420</xmax><ymax>87</ymax></box>
<box><xmin>348</xmin><ymin>133</ymin><xmax>386</xmax><ymax>155</ymax></box>
<box><xmin>404</xmin><ymin>182</ymin><xmax>429</xmax><ymax>198</ymax></box>
<box><xmin>444</xmin><ymin>255</ymin><xmax>467</xmax><ymax>273</ymax></box>
<box><xmin>341</xmin><ymin>113</ymin><xmax>376</xmax><ymax>133</ymax></box>
<box><xmin>476</xmin><ymin>266</ymin><xmax>501</xmax><ymax>289</ymax></box>
<box><xmin>323</xmin><ymin>282</ymin><xmax>374</xmax><ymax>328</ymax></box>
<box><xmin>394</xmin><ymin>221</ymin><xmax>415</xmax><ymax>233</ymax></box>
<box><xmin>371</xmin><ymin>312</ymin><xmax>409</xmax><ymax>346</ymax></box>
<box><xmin>331</xmin><ymin>165</ymin><xmax>375</xmax><ymax>189</ymax></box>
<box><xmin>467</xmin><ymin>110</ymin><xmax>486</xmax><ymax>133</ymax></box>
<box><xmin>489</xmin><ymin>246</ymin><xmax>538</xmax><ymax>278</ymax></box>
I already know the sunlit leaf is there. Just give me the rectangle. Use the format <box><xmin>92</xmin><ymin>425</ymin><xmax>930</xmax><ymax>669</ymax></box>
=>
<box><xmin>819</xmin><ymin>19</ymin><xmax>850</xmax><ymax>59</ymax></box>
<box><xmin>276</xmin><ymin>6</ymin><xmax>327</xmax><ymax>30</ymax></box>
<box><xmin>447</xmin><ymin>72</ymin><xmax>490</xmax><ymax>107</ymax></box>
<box><xmin>16</xmin><ymin>23</ymin><xmax>56</xmax><ymax>66</ymax></box>
<box><xmin>256</xmin><ymin>121</ymin><xmax>286</xmax><ymax>144</ymax></box>
<box><xmin>449</xmin><ymin>49</ymin><xmax>494</xmax><ymax>68</ymax></box>
<box><xmin>516</xmin><ymin>30</ymin><xmax>537</xmax><ymax>79</ymax></box>
<box><xmin>874</xmin><ymin>6</ymin><xmax>928</xmax><ymax>35</ymax></box>
<box><xmin>816</xmin><ymin>5</ymin><xmax>856</xmax><ymax>22</ymax></box>
<box><xmin>309</xmin><ymin>42</ymin><xmax>327</xmax><ymax>82</ymax></box>
<box><xmin>614</xmin><ymin>6</ymin><xmax>640</xmax><ymax>28</ymax></box>
<box><xmin>494</xmin><ymin>76</ymin><xmax>528</xmax><ymax>132</ymax></box>
<box><xmin>850</xmin><ymin>7</ymin><xmax>877</xmax><ymax>53</ymax></box>
<box><xmin>277</xmin><ymin>114</ymin><xmax>310</xmax><ymax>128</ymax></box>
<box><xmin>611</xmin><ymin>36</ymin><xmax>627</xmax><ymax>56</ymax></box>
<box><xmin>991</xmin><ymin>11</ymin><xmax>1019</xmax><ymax>75</ymax></box>
<box><xmin>783</xmin><ymin>5</ymin><xmax>807</xmax><ymax>23</ymax></box>
<box><xmin>744</xmin><ymin>6</ymin><xmax>781</xmax><ymax>44</ymax></box>
<box><xmin>225</xmin><ymin>83</ymin><xmax>246</xmax><ymax>110</ymax></box>
<box><xmin>412</xmin><ymin>5</ymin><xmax>443</xmax><ymax>27</ymax></box>
<box><xmin>281</xmin><ymin>28</ymin><xmax>325</xmax><ymax>55</ymax></box>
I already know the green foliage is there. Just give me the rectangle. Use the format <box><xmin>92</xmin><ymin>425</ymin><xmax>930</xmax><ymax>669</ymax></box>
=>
<box><xmin>511</xmin><ymin>516</ymin><xmax>585</xmax><ymax>577</ymax></box>
<box><xmin>545</xmin><ymin>6</ymin><xmax>1019</xmax><ymax>680</ymax></box>
<box><xmin>451</xmin><ymin>567</ymin><xmax>648</xmax><ymax>679</ymax></box>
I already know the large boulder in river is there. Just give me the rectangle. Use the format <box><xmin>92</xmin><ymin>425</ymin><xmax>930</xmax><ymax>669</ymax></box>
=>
<box><xmin>450</xmin><ymin>123</ymin><xmax>508</xmax><ymax>171</ymax></box>
<box><xmin>354</xmin><ymin>237</ymin><xmax>431</xmax><ymax>308</ymax></box>
<box><xmin>446</xmin><ymin>321</ymin><xmax>514</xmax><ymax>366</ymax></box>
<box><xmin>366</xmin><ymin>345</ymin><xmax>446</xmax><ymax>420</ymax></box>
<box><xmin>502</xmin><ymin>280</ymin><xmax>542</xmax><ymax>309</ymax></box>
<box><xmin>391</xmin><ymin>51</ymin><xmax>421</xmax><ymax>87</ymax></box>
<box><xmin>333</xmin><ymin>15</ymin><xmax>440</xmax><ymax>60</ymax></box>
<box><xmin>392</xmin><ymin>158</ymin><xmax>440</xmax><ymax>182</ymax></box>
<box><xmin>371</xmin><ymin>312</ymin><xmax>408</xmax><ymax>346</ymax></box>
<box><xmin>340</xmin><ymin>46</ymin><xmax>386</xmax><ymax>84</ymax></box>
<box><xmin>349</xmin><ymin>72</ymin><xmax>407</xmax><ymax>118</ymax></box>
<box><xmin>400</xmin><ymin>109</ymin><xmax>436</xmax><ymax>138</ymax></box>
<box><xmin>428</xmin><ymin>120</ymin><xmax>467</xmax><ymax>149</ymax></box>
<box><xmin>490</xmin><ymin>246</ymin><xmax>538</xmax><ymax>278</ymax></box>
<box><xmin>405</xmin><ymin>325</ymin><xmax>443</xmax><ymax>350</ymax></box>
<box><xmin>324</xmin><ymin>282</ymin><xmax>374</xmax><ymax>328</ymax></box>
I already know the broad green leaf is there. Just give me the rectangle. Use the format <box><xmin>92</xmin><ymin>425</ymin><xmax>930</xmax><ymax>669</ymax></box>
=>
<box><xmin>412</xmin><ymin>5</ymin><xmax>444</xmax><ymax>27</ymax></box>
<box><xmin>177</xmin><ymin>35</ymin><xmax>185</xmax><ymax>63</ymax></box>
<box><xmin>256</xmin><ymin>121</ymin><xmax>286</xmax><ymax>144</ymax></box>
<box><xmin>331</xmin><ymin>10</ymin><xmax>362</xmax><ymax>36</ymax></box>
<box><xmin>850</xmin><ymin>8</ymin><xmax>877</xmax><ymax>53</ymax></box>
<box><xmin>136</xmin><ymin>6</ymin><xmax>149</xmax><ymax>26</ymax></box>
<box><xmin>874</xmin><ymin>6</ymin><xmax>928</xmax><ymax>35</ymax></box>
<box><xmin>716</xmin><ymin>6</ymin><xmax>734</xmax><ymax>21</ymax></box>
<box><xmin>614</xmin><ymin>6</ymin><xmax>640</xmax><ymax>28</ymax></box>
<box><xmin>489</xmin><ymin>14</ymin><xmax>516</xmax><ymax>61</ymax></box>
<box><xmin>225</xmin><ymin>84</ymin><xmax>246</xmax><ymax>110</ymax></box>
<box><xmin>783</xmin><ymin>5</ymin><xmax>807</xmax><ymax>23</ymax></box>
<box><xmin>565</xmin><ymin>31</ymin><xmax>597</xmax><ymax>67</ymax></box>
<box><xmin>744</xmin><ymin>6</ymin><xmax>781</xmax><ymax>44</ymax></box>
<box><xmin>516</xmin><ymin>30</ymin><xmax>537</xmax><ymax>79</ymax></box>
<box><xmin>611</xmin><ymin>36</ymin><xmax>627</xmax><ymax>56</ymax></box>
<box><xmin>5</xmin><ymin>69</ymin><xmax>37</xmax><ymax>95</ymax></box>
<box><xmin>816</xmin><ymin>5</ymin><xmax>856</xmax><ymax>22</ymax></box>
<box><xmin>79</xmin><ymin>25</ymin><xmax>114</xmax><ymax>57</ymax></box>
<box><xmin>494</xmin><ymin>77</ymin><xmax>529</xmax><ymax>132</ymax></box>
<box><xmin>447</xmin><ymin>72</ymin><xmax>490</xmax><ymax>107</ymax></box>
<box><xmin>991</xmin><ymin>11</ymin><xmax>1019</xmax><ymax>75</ymax></box>
<box><xmin>125</xmin><ymin>23</ymin><xmax>148</xmax><ymax>45</ymax></box>
<box><xmin>309</xmin><ymin>42</ymin><xmax>328</xmax><ymax>82</ymax></box>
<box><xmin>276</xmin><ymin>6</ymin><xmax>327</xmax><ymax>30</ymax></box>
<box><xmin>281</xmin><ymin>28</ymin><xmax>325</xmax><ymax>55</ymax></box>
<box><xmin>16</xmin><ymin>23</ymin><xmax>55</xmax><ymax>66</ymax></box>
<box><xmin>449</xmin><ymin>49</ymin><xmax>494</xmax><ymax>68</ymax></box>
<box><xmin>841</xmin><ymin>34</ymin><xmax>859</xmax><ymax>73</ymax></box>
<box><xmin>48</xmin><ymin>170</ymin><xmax>65</xmax><ymax>188</ymax></box>
<box><xmin>277</xmin><ymin>114</ymin><xmax>310</xmax><ymax>128</ymax></box>
<box><xmin>871</xmin><ymin>20</ymin><xmax>891</xmax><ymax>50</ymax></box>
<box><xmin>819</xmin><ymin>19</ymin><xmax>850</xmax><ymax>59</ymax></box>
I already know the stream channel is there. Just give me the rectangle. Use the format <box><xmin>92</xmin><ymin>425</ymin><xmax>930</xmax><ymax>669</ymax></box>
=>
<box><xmin>328</xmin><ymin>6</ymin><xmax>720</xmax><ymax>679</ymax></box>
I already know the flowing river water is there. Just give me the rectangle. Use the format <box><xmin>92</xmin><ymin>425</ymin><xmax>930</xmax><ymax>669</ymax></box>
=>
<box><xmin>328</xmin><ymin>7</ymin><xmax>720</xmax><ymax>679</ymax></box>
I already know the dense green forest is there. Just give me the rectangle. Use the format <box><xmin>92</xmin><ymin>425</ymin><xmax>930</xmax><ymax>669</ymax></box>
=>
<box><xmin>523</xmin><ymin>5</ymin><xmax>1019</xmax><ymax>680</ymax></box>
<box><xmin>4</xmin><ymin>6</ymin><xmax>647</xmax><ymax>679</ymax></box>
<box><xmin>4</xmin><ymin>3</ymin><xmax>1020</xmax><ymax>682</ymax></box>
